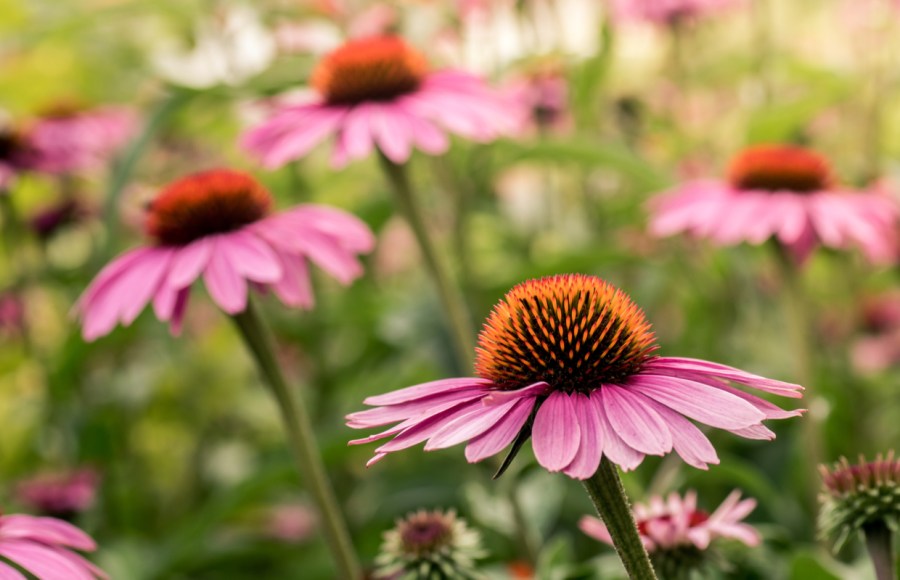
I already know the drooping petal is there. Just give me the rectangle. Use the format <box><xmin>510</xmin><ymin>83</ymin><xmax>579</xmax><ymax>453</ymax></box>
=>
<box><xmin>363</xmin><ymin>378</ymin><xmax>491</xmax><ymax>406</ymax></box>
<box><xmin>591</xmin><ymin>390</ymin><xmax>644</xmax><ymax>471</ymax></box>
<box><xmin>203</xmin><ymin>236</ymin><xmax>248</xmax><ymax>314</ymax></box>
<box><xmin>465</xmin><ymin>397</ymin><xmax>536</xmax><ymax>463</ymax></box>
<box><xmin>0</xmin><ymin>515</ymin><xmax>96</xmax><ymax>551</ymax></box>
<box><xmin>219</xmin><ymin>231</ymin><xmax>282</xmax><ymax>283</ymax></box>
<box><xmin>562</xmin><ymin>393</ymin><xmax>604</xmax><ymax>479</ymax></box>
<box><xmin>601</xmin><ymin>385</ymin><xmax>673</xmax><ymax>456</ymax></box>
<box><xmin>0</xmin><ymin>560</ymin><xmax>26</xmax><ymax>580</ymax></box>
<box><xmin>425</xmin><ymin>397</ymin><xmax>523</xmax><ymax>450</ymax></box>
<box><xmin>0</xmin><ymin>541</ymin><xmax>94</xmax><ymax>580</ymax></box>
<box><xmin>374</xmin><ymin>399</ymin><xmax>484</xmax><ymax>454</ymax></box>
<box><xmin>646</xmin><ymin>400</ymin><xmax>719</xmax><ymax>469</ymax></box>
<box><xmin>532</xmin><ymin>392</ymin><xmax>581</xmax><ymax>472</ymax></box>
<box><xmin>166</xmin><ymin>237</ymin><xmax>213</xmax><ymax>289</ymax></box>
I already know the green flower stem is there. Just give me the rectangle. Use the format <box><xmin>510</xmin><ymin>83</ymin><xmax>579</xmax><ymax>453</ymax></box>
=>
<box><xmin>377</xmin><ymin>151</ymin><xmax>475</xmax><ymax>367</ymax></box>
<box><xmin>231</xmin><ymin>299</ymin><xmax>361</xmax><ymax>580</ymax></box>
<box><xmin>583</xmin><ymin>458</ymin><xmax>657</xmax><ymax>580</ymax></box>
<box><xmin>863</xmin><ymin>522</ymin><xmax>896</xmax><ymax>580</ymax></box>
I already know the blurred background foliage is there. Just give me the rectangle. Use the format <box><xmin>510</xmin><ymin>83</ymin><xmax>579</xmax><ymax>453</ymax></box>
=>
<box><xmin>0</xmin><ymin>0</ymin><xmax>899</xmax><ymax>578</ymax></box>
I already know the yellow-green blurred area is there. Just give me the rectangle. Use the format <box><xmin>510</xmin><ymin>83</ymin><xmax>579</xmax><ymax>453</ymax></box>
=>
<box><xmin>0</xmin><ymin>0</ymin><xmax>899</xmax><ymax>578</ymax></box>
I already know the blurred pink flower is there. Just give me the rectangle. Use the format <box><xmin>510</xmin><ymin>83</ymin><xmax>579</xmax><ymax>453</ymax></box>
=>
<box><xmin>263</xmin><ymin>503</ymin><xmax>317</xmax><ymax>543</ymax></box>
<box><xmin>28</xmin><ymin>103</ymin><xmax>135</xmax><ymax>175</ymax></box>
<box><xmin>75</xmin><ymin>168</ymin><xmax>374</xmax><ymax>340</ymax></box>
<box><xmin>505</xmin><ymin>68</ymin><xmax>570</xmax><ymax>134</ymax></box>
<box><xmin>851</xmin><ymin>292</ymin><xmax>900</xmax><ymax>373</ymax></box>
<box><xmin>29</xmin><ymin>198</ymin><xmax>93</xmax><ymax>241</ymax></box>
<box><xmin>0</xmin><ymin>125</ymin><xmax>38</xmax><ymax>191</ymax></box>
<box><xmin>649</xmin><ymin>145</ymin><xmax>899</xmax><ymax>265</ymax></box>
<box><xmin>0</xmin><ymin>511</ymin><xmax>107</xmax><ymax>579</ymax></box>
<box><xmin>348</xmin><ymin>274</ymin><xmax>803</xmax><ymax>479</ymax></box>
<box><xmin>0</xmin><ymin>291</ymin><xmax>25</xmax><ymax>338</ymax></box>
<box><xmin>610</xmin><ymin>0</ymin><xmax>744</xmax><ymax>25</ymax></box>
<box><xmin>580</xmin><ymin>489</ymin><xmax>760</xmax><ymax>551</ymax></box>
<box><xmin>242</xmin><ymin>35</ymin><xmax>520</xmax><ymax>169</ymax></box>
<box><xmin>16</xmin><ymin>469</ymin><xmax>99</xmax><ymax>520</ymax></box>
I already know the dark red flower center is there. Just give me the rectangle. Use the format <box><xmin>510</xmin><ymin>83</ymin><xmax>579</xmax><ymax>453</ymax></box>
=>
<box><xmin>636</xmin><ymin>510</ymin><xmax>709</xmax><ymax>535</ymax></box>
<box><xmin>312</xmin><ymin>36</ymin><xmax>428</xmax><ymax>105</ymax></box>
<box><xmin>0</xmin><ymin>128</ymin><xmax>28</xmax><ymax>163</ymax></box>
<box><xmin>727</xmin><ymin>145</ymin><xmax>833</xmax><ymax>194</ymax></box>
<box><xmin>474</xmin><ymin>274</ymin><xmax>658</xmax><ymax>393</ymax></box>
<box><xmin>399</xmin><ymin>513</ymin><xmax>452</xmax><ymax>556</ymax></box>
<box><xmin>145</xmin><ymin>169</ymin><xmax>272</xmax><ymax>246</ymax></box>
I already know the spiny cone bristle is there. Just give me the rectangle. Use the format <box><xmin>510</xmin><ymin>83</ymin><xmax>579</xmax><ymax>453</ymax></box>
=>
<box><xmin>312</xmin><ymin>36</ymin><xmax>428</xmax><ymax>105</ymax></box>
<box><xmin>474</xmin><ymin>274</ymin><xmax>658</xmax><ymax>393</ymax></box>
<box><xmin>146</xmin><ymin>168</ymin><xmax>272</xmax><ymax>246</ymax></box>
<box><xmin>727</xmin><ymin>145</ymin><xmax>833</xmax><ymax>193</ymax></box>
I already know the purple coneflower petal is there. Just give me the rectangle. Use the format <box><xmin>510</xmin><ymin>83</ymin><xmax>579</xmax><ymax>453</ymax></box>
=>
<box><xmin>465</xmin><ymin>397</ymin><xmax>535</xmax><ymax>463</ymax></box>
<box><xmin>220</xmin><ymin>231</ymin><xmax>282</xmax><ymax>283</ymax></box>
<box><xmin>425</xmin><ymin>397</ymin><xmax>522</xmax><ymax>450</ymax></box>
<box><xmin>0</xmin><ymin>560</ymin><xmax>26</xmax><ymax>580</ymax></box>
<box><xmin>0</xmin><ymin>516</ymin><xmax>96</xmax><ymax>551</ymax></box>
<box><xmin>591</xmin><ymin>391</ymin><xmax>644</xmax><ymax>471</ymax></box>
<box><xmin>532</xmin><ymin>392</ymin><xmax>581</xmax><ymax>472</ymax></box>
<box><xmin>364</xmin><ymin>378</ymin><xmax>490</xmax><ymax>406</ymax></box>
<box><xmin>203</xmin><ymin>238</ymin><xmax>248</xmax><ymax>314</ymax></box>
<box><xmin>562</xmin><ymin>393</ymin><xmax>604</xmax><ymax>479</ymax></box>
<box><xmin>374</xmin><ymin>399</ymin><xmax>484</xmax><ymax>454</ymax></box>
<box><xmin>602</xmin><ymin>385</ymin><xmax>673</xmax><ymax>456</ymax></box>
<box><xmin>0</xmin><ymin>540</ymin><xmax>94</xmax><ymax>580</ymax></box>
<box><xmin>166</xmin><ymin>237</ymin><xmax>213</xmax><ymax>289</ymax></box>
<box><xmin>647</xmin><ymin>402</ymin><xmax>719</xmax><ymax>469</ymax></box>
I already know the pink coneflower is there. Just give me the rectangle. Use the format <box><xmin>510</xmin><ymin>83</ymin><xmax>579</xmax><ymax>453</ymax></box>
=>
<box><xmin>16</xmin><ymin>469</ymin><xmax>99</xmax><ymax>520</ymax></box>
<box><xmin>649</xmin><ymin>145</ymin><xmax>899</xmax><ymax>265</ymax></box>
<box><xmin>242</xmin><ymin>35</ymin><xmax>519</xmax><ymax>169</ymax></box>
<box><xmin>75</xmin><ymin>168</ymin><xmax>374</xmax><ymax>340</ymax></box>
<box><xmin>28</xmin><ymin>102</ymin><xmax>135</xmax><ymax>175</ymax></box>
<box><xmin>29</xmin><ymin>198</ymin><xmax>93</xmax><ymax>241</ymax></box>
<box><xmin>0</xmin><ymin>125</ymin><xmax>37</xmax><ymax>191</ymax></box>
<box><xmin>348</xmin><ymin>274</ymin><xmax>803</xmax><ymax>479</ymax></box>
<box><xmin>610</xmin><ymin>0</ymin><xmax>743</xmax><ymax>25</ymax></box>
<box><xmin>0</xmin><ymin>511</ymin><xmax>106</xmax><ymax>579</ymax></box>
<box><xmin>580</xmin><ymin>490</ymin><xmax>759</xmax><ymax>576</ymax></box>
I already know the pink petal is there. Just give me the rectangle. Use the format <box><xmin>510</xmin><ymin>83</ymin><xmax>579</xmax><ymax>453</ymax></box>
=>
<box><xmin>203</xmin><ymin>237</ymin><xmax>248</xmax><ymax>314</ymax></box>
<box><xmin>269</xmin><ymin>249</ymin><xmax>314</xmax><ymax>309</ymax></box>
<box><xmin>591</xmin><ymin>390</ymin><xmax>644</xmax><ymax>471</ymax></box>
<box><xmin>220</xmin><ymin>231</ymin><xmax>282</xmax><ymax>283</ymax></box>
<box><xmin>647</xmin><ymin>357</ymin><xmax>802</xmax><ymax>397</ymax></box>
<box><xmin>363</xmin><ymin>378</ymin><xmax>491</xmax><ymax>406</ymax></box>
<box><xmin>424</xmin><ymin>397</ymin><xmax>522</xmax><ymax>450</ymax></box>
<box><xmin>246</xmin><ymin>105</ymin><xmax>347</xmax><ymax>169</ymax></box>
<box><xmin>601</xmin><ymin>385</ymin><xmax>673</xmax><ymax>455</ymax></box>
<box><xmin>0</xmin><ymin>515</ymin><xmax>96</xmax><ymax>550</ymax></box>
<box><xmin>578</xmin><ymin>515</ymin><xmax>613</xmax><ymax>545</ymax></box>
<box><xmin>166</xmin><ymin>238</ymin><xmax>213</xmax><ymax>289</ymax></box>
<box><xmin>336</xmin><ymin>103</ymin><xmax>375</xmax><ymax>165</ymax></box>
<box><xmin>374</xmin><ymin>399</ymin><xmax>483</xmax><ymax>454</ymax></box>
<box><xmin>562</xmin><ymin>393</ymin><xmax>603</xmax><ymax>479</ymax></box>
<box><xmin>465</xmin><ymin>397</ymin><xmax>536</xmax><ymax>463</ymax></box>
<box><xmin>0</xmin><ymin>561</ymin><xmax>26</xmax><ymax>580</ymax></box>
<box><xmin>730</xmin><ymin>424</ymin><xmax>775</xmax><ymax>440</ymax></box>
<box><xmin>531</xmin><ymin>392</ymin><xmax>581</xmax><ymax>472</ymax></box>
<box><xmin>0</xmin><ymin>541</ymin><xmax>94</xmax><ymax>580</ymax></box>
<box><xmin>646</xmin><ymin>401</ymin><xmax>719</xmax><ymax>469</ymax></box>
<box><xmin>482</xmin><ymin>381</ymin><xmax>550</xmax><ymax>405</ymax></box>
<box><xmin>347</xmin><ymin>388</ymin><xmax>492</xmax><ymax>428</ymax></box>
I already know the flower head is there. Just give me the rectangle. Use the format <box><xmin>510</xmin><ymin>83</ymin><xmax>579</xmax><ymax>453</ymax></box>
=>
<box><xmin>348</xmin><ymin>274</ymin><xmax>803</xmax><ymax>479</ymax></box>
<box><xmin>0</xmin><ymin>510</ymin><xmax>106</xmax><ymax>579</ymax></box>
<box><xmin>0</xmin><ymin>125</ymin><xmax>37</xmax><ymax>190</ymax></box>
<box><xmin>375</xmin><ymin>509</ymin><xmax>485</xmax><ymax>579</ymax></box>
<box><xmin>28</xmin><ymin>102</ymin><xmax>134</xmax><ymax>175</ymax></box>
<box><xmin>610</xmin><ymin>0</ymin><xmax>744</xmax><ymax>25</ymax></box>
<box><xmin>76</xmin><ymin>168</ymin><xmax>374</xmax><ymax>340</ymax></box>
<box><xmin>819</xmin><ymin>452</ymin><xmax>900</xmax><ymax>549</ymax></box>
<box><xmin>16</xmin><ymin>469</ymin><xmax>100</xmax><ymax>520</ymax></box>
<box><xmin>30</xmin><ymin>198</ymin><xmax>93</xmax><ymax>241</ymax></box>
<box><xmin>649</xmin><ymin>144</ymin><xmax>899</xmax><ymax>265</ymax></box>
<box><xmin>242</xmin><ymin>34</ymin><xmax>520</xmax><ymax>169</ymax></box>
<box><xmin>580</xmin><ymin>490</ymin><xmax>759</xmax><ymax>576</ymax></box>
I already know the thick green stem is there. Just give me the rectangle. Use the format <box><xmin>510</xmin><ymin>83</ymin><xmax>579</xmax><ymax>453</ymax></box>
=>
<box><xmin>583</xmin><ymin>459</ymin><xmax>657</xmax><ymax>580</ymax></box>
<box><xmin>231</xmin><ymin>299</ymin><xmax>361</xmax><ymax>580</ymax></box>
<box><xmin>377</xmin><ymin>152</ymin><xmax>474</xmax><ymax>367</ymax></box>
<box><xmin>863</xmin><ymin>522</ymin><xmax>895</xmax><ymax>580</ymax></box>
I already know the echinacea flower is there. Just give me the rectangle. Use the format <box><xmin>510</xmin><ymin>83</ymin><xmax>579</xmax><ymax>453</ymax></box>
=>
<box><xmin>75</xmin><ymin>168</ymin><xmax>374</xmax><ymax>340</ymax></box>
<box><xmin>29</xmin><ymin>198</ymin><xmax>93</xmax><ymax>241</ymax></box>
<box><xmin>375</xmin><ymin>509</ymin><xmax>485</xmax><ymax>580</ymax></box>
<box><xmin>610</xmin><ymin>0</ymin><xmax>743</xmax><ymax>25</ymax></box>
<box><xmin>242</xmin><ymin>35</ymin><xmax>520</xmax><ymax>169</ymax></box>
<box><xmin>348</xmin><ymin>274</ymin><xmax>803</xmax><ymax>479</ymax></box>
<box><xmin>649</xmin><ymin>145</ymin><xmax>899</xmax><ymax>265</ymax></box>
<box><xmin>0</xmin><ymin>510</ymin><xmax>106</xmax><ymax>579</ymax></box>
<box><xmin>580</xmin><ymin>490</ymin><xmax>759</xmax><ymax>577</ymax></box>
<box><xmin>16</xmin><ymin>469</ymin><xmax>99</xmax><ymax>520</ymax></box>
<box><xmin>28</xmin><ymin>103</ymin><xmax>135</xmax><ymax>175</ymax></box>
<box><xmin>0</xmin><ymin>125</ymin><xmax>37</xmax><ymax>191</ymax></box>
<box><xmin>819</xmin><ymin>452</ymin><xmax>900</xmax><ymax>550</ymax></box>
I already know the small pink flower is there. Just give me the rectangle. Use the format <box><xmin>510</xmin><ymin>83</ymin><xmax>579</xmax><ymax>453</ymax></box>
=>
<box><xmin>242</xmin><ymin>35</ymin><xmax>520</xmax><ymax>169</ymax></box>
<box><xmin>610</xmin><ymin>0</ymin><xmax>744</xmax><ymax>25</ymax></box>
<box><xmin>29</xmin><ymin>198</ymin><xmax>93</xmax><ymax>241</ymax></box>
<box><xmin>16</xmin><ymin>469</ymin><xmax>100</xmax><ymax>520</ymax></box>
<box><xmin>580</xmin><ymin>489</ymin><xmax>760</xmax><ymax>552</ymax></box>
<box><xmin>0</xmin><ymin>510</ymin><xmax>107</xmax><ymax>579</ymax></box>
<box><xmin>263</xmin><ymin>503</ymin><xmax>317</xmax><ymax>543</ymax></box>
<box><xmin>28</xmin><ymin>103</ymin><xmax>135</xmax><ymax>175</ymax></box>
<box><xmin>347</xmin><ymin>274</ymin><xmax>803</xmax><ymax>479</ymax></box>
<box><xmin>75</xmin><ymin>168</ymin><xmax>374</xmax><ymax>341</ymax></box>
<box><xmin>505</xmin><ymin>68</ymin><xmax>571</xmax><ymax>134</ymax></box>
<box><xmin>649</xmin><ymin>145</ymin><xmax>899</xmax><ymax>265</ymax></box>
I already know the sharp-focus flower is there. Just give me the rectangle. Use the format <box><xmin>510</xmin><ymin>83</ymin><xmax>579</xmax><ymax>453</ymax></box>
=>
<box><xmin>16</xmin><ymin>469</ymin><xmax>99</xmax><ymax>520</ymax></box>
<box><xmin>375</xmin><ymin>509</ymin><xmax>485</xmax><ymax>580</ymax></box>
<box><xmin>581</xmin><ymin>490</ymin><xmax>759</xmax><ymax>577</ymax></box>
<box><xmin>610</xmin><ymin>0</ymin><xmax>744</xmax><ymax>25</ymax></box>
<box><xmin>819</xmin><ymin>452</ymin><xmax>900</xmax><ymax>550</ymax></box>
<box><xmin>649</xmin><ymin>145</ymin><xmax>899</xmax><ymax>265</ymax></box>
<box><xmin>242</xmin><ymin>35</ymin><xmax>520</xmax><ymax>169</ymax></box>
<box><xmin>0</xmin><ymin>510</ymin><xmax>106</xmax><ymax>579</ymax></box>
<box><xmin>75</xmin><ymin>168</ymin><xmax>374</xmax><ymax>340</ymax></box>
<box><xmin>348</xmin><ymin>274</ymin><xmax>803</xmax><ymax>479</ymax></box>
<box><xmin>28</xmin><ymin>103</ymin><xmax>135</xmax><ymax>175</ymax></box>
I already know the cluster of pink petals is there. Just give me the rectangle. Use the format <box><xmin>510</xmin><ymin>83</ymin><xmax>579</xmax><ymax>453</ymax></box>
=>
<box><xmin>29</xmin><ymin>107</ymin><xmax>135</xmax><ymax>175</ymax></box>
<box><xmin>0</xmin><ymin>512</ymin><xmax>106</xmax><ymax>579</ymax></box>
<box><xmin>649</xmin><ymin>180</ymin><xmax>899</xmax><ymax>265</ymax></box>
<box><xmin>242</xmin><ymin>70</ymin><xmax>522</xmax><ymax>169</ymax></box>
<box><xmin>347</xmin><ymin>357</ymin><xmax>803</xmax><ymax>479</ymax></box>
<box><xmin>16</xmin><ymin>469</ymin><xmax>99</xmax><ymax>517</ymax></box>
<box><xmin>579</xmin><ymin>489</ymin><xmax>760</xmax><ymax>552</ymax></box>
<box><xmin>609</xmin><ymin>0</ymin><xmax>744</xmax><ymax>24</ymax></box>
<box><xmin>76</xmin><ymin>205</ymin><xmax>374</xmax><ymax>341</ymax></box>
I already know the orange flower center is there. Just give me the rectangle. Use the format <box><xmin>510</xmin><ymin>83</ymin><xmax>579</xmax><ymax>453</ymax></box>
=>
<box><xmin>146</xmin><ymin>169</ymin><xmax>272</xmax><ymax>246</ymax></box>
<box><xmin>312</xmin><ymin>36</ymin><xmax>428</xmax><ymax>105</ymax></box>
<box><xmin>727</xmin><ymin>145</ymin><xmax>833</xmax><ymax>193</ymax></box>
<box><xmin>474</xmin><ymin>274</ymin><xmax>658</xmax><ymax>393</ymax></box>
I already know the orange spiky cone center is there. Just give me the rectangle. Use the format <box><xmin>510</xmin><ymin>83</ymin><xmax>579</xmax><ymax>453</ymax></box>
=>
<box><xmin>312</xmin><ymin>36</ymin><xmax>428</xmax><ymax>105</ymax></box>
<box><xmin>145</xmin><ymin>168</ymin><xmax>272</xmax><ymax>246</ymax></box>
<box><xmin>474</xmin><ymin>274</ymin><xmax>658</xmax><ymax>393</ymax></box>
<box><xmin>727</xmin><ymin>145</ymin><xmax>833</xmax><ymax>194</ymax></box>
